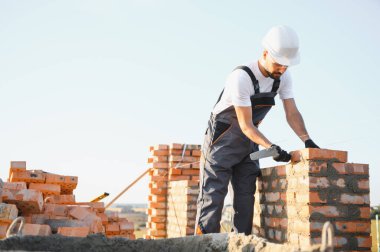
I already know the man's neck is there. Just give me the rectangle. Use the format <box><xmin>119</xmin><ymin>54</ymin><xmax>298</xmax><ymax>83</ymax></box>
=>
<box><xmin>258</xmin><ymin>59</ymin><xmax>269</xmax><ymax>78</ymax></box>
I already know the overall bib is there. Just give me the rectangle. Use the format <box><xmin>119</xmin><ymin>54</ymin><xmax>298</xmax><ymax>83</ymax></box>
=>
<box><xmin>195</xmin><ymin>65</ymin><xmax>280</xmax><ymax>235</ymax></box>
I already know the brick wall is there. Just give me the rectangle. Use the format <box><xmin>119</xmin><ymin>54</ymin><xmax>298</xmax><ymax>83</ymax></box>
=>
<box><xmin>253</xmin><ymin>148</ymin><xmax>371</xmax><ymax>251</ymax></box>
<box><xmin>146</xmin><ymin>145</ymin><xmax>371</xmax><ymax>250</ymax></box>
<box><xmin>146</xmin><ymin>143</ymin><xmax>201</xmax><ymax>239</ymax></box>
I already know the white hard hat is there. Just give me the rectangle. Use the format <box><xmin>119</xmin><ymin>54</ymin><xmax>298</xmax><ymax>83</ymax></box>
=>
<box><xmin>262</xmin><ymin>25</ymin><xmax>300</xmax><ymax>66</ymax></box>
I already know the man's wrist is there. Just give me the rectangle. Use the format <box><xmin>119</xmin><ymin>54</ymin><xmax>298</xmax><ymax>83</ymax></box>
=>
<box><xmin>298</xmin><ymin>134</ymin><xmax>310</xmax><ymax>142</ymax></box>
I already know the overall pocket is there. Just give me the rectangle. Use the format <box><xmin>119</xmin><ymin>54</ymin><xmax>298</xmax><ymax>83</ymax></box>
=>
<box><xmin>211</xmin><ymin>121</ymin><xmax>232</xmax><ymax>145</ymax></box>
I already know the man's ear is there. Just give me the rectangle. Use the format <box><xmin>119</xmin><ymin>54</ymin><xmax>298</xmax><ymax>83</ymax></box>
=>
<box><xmin>263</xmin><ymin>50</ymin><xmax>268</xmax><ymax>60</ymax></box>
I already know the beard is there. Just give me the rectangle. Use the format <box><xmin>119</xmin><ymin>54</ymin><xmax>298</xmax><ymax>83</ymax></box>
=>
<box><xmin>265</xmin><ymin>69</ymin><xmax>282</xmax><ymax>80</ymax></box>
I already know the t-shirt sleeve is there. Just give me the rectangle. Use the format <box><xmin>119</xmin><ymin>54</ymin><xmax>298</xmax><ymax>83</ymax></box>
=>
<box><xmin>227</xmin><ymin>70</ymin><xmax>252</xmax><ymax>107</ymax></box>
<box><xmin>278</xmin><ymin>71</ymin><xmax>294</xmax><ymax>100</ymax></box>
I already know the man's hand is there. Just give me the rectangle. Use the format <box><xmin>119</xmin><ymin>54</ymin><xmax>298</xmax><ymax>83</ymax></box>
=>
<box><xmin>271</xmin><ymin>144</ymin><xmax>292</xmax><ymax>162</ymax></box>
<box><xmin>305</xmin><ymin>139</ymin><xmax>320</xmax><ymax>148</ymax></box>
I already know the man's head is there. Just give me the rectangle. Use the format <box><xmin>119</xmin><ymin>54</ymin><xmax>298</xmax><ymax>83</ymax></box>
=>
<box><xmin>259</xmin><ymin>25</ymin><xmax>300</xmax><ymax>80</ymax></box>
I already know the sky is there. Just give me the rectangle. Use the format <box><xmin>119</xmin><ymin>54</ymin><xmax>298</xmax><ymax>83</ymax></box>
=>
<box><xmin>0</xmin><ymin>0</ymin><xmax>379</xmax><ymax>206</ymax></box>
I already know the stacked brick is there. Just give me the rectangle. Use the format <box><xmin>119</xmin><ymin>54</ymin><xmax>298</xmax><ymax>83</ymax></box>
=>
<box><xmin>146</xmin><ymin>143</ymin><xmax>201</xmax><ymax>239</ymax></box>
<box><xmin>253</xmin><ymin>148</ymin><xmax>371</xmax><ymax>251</ymax></box>
<box><xmin>166</xmin><ymin>180</ymin><xmax>199</xmax><ymax>238</ymax></box>
<box><xmin>0</xmin><ymin>161</ymin><xmax>135</xmax><ymax>239</ymax></box>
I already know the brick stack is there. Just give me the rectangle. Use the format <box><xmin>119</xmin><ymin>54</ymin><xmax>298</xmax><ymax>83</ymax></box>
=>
<box><xmin>104</xmin><ymin>212</ymin><xmax>135</xmax><ymax>239</ymax></box>
<box><xmin>0</xmin><ymin>161</ymin><xmax>135</xmax><ymax>239</ymax></box>
<box><xmin>253</xmin><ymin>148</ymin><xmax>371</xmax><ymax>251</ymax></box>
<box><xmin>146</xmin><ymin>144</ymin><xmax>170</xmax><ymax>239</ymax></box>
<box><xmin>146</xmin><ymin>143</ymin><xmax>201</xmax><ymax>239</ymax></box>
<box><xmin>166</xmin><ymin>180</ymin><xmax>199</xmax><ymax>238</ymax></box>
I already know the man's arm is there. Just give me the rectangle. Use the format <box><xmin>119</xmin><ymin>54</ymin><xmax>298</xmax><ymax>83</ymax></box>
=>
<box><xmin>235</xmin><ymin>106</ymin><xmax>272</xmax><ymax>148</ymax></box>
<box><xmin>282</xmin><ymin>98</ymin><xmax>310</xmax><ymax>142</ymax></box>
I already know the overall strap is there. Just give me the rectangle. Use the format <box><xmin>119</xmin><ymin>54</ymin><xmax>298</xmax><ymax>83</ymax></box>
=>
<box><xmin>271</xmin><ymin>79</ymin><xmax>281</xmax><ymax>92</ymax></box>
<box><xmin>213</xmin><ymin>89</ymin><xmax>225</xmax><ymax>108</ymax></box>
<box><xmin>234</xmin><ymin>66</ymin><xmax>260</xmax><ymax>94</ymax></box>
<box><xmin>213</xmin><ymin>65</ymin><xmax>261</xmax><ymax>108</ymax></box>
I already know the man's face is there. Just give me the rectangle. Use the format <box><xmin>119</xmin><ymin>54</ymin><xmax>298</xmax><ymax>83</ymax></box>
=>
<box><xmin>264</xmin><ymin>51</ymin><xmax>288</xmax><ymax>79</ymax></box>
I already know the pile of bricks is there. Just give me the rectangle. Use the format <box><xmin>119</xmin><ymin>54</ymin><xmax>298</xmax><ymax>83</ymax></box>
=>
<box><xmin>146</xmin><ymin>143</ymin><xmax>201</xmax><ymax>239</ymax></box>
<box><xmin>166</xmin><ymin>180</ymin><xmax>199</xmax><ymax>238</ymax></box>
<box><xmin>253</xmin><ymin>148</ymin><xmax>371</xmax><ymax>251</ymax></box>
<box><xmin>0</xmin><ymin>161</ymin><xmax>135</xmax><ymax>239</ymax></box>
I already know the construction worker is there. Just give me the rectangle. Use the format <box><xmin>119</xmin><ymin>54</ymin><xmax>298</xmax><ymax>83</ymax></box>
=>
<box><xmin>195</xmin><ymin>25</ymin><xmax>320</xmax><ymax>235</ymax></box>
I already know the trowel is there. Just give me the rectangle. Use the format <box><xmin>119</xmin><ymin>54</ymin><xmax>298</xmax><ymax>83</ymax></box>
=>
<box><xmin>249</xmin><ymin>145</ymin><xmax>280</xmax><ymax>161</ymax></box>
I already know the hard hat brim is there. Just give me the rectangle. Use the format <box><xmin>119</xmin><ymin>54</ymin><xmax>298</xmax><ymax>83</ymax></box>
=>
<box><xmin>269</xmin><ymin>50</ymin><xmax>300</xmax><ymax>66</ymax></box>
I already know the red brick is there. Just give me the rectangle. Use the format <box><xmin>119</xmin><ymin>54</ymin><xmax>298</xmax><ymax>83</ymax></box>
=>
<box><xmin>149</xmin><ymin>175</ymin><xmax>168</xmax><ymax>183</ymax></box>
<box><xmin>332</xmin><ymin>163</ymin><xmax>369</xmax><ymax>175</ymax></box>
<box><xmin>265</xmin><ymin>217</ymin><xmax>287</xmax><ymax>228</ymax></box>
<box><xmin>309</xmin><ymin>177</ymin><xmax>330</xmax><ymax>188</ymax></box>
<box><xmin>151</xmin><ymin>208</ymin><xmax>166</xmax><ymax>217</ymax></box>
<box><xmin>22</xmin><ymin>223</ymin><xmax>52</xmax><ymax>236</ymax></box>
<box><xmin>96</xmin><ymin>212</ymin><xmax>108</xmax><ymax>225</ymax></box>
<box><xmin>52</xmin><ymin>194</ymin><xmax>76</xmax><ymax>204</ymax></box>
<box><xmin>3</xmin><ymin>182</ymin><xmax>27</xmax><ymax>190</ymax></box>
<box><xmin>169</xmin><ymin>162</ymin><xmax>192</xmax><ymax>168</ymax></box>
<box><xmin>151</xmin><ymin>222</ymin><xmax>165</xmax><ymax>230</ymax></box>
<box><xmin>149</xmin><ymin>181</ymin><xmax>168</xmax><ymax>189</ymax></box>
<box><xmin>150</xmin><ymin>150</ymin><xmax>169</xmax><ymax>156</ymax></box>
<box><xmin>106</xmin><ymin>222</ymin><xmax>120</xmax><ymax>235</ymax></box>
<box><xmin>151</xmin><ymin>168</ymin><xmax>169</xmax><ymax>176</ymax></box>
<box><xmin>149</xmin><ymin>229</ymin><xmax>166</xmax><ymax>236</ymax></box>
<box><xmin>335</xmin><ymin>221</ymin><xmax>371</xmax><ymax>233</ymax></box>
<box><xmin>69</xmin><ymin>206</ymin><xmax>91</xmax><ymax>220</ymax></box>
<box><xmin>149</xmin><ymin>162</ymin><xmax>169</xmax><ymax>169</ymax></box>
<box><xmin>169</xmin><ymin>149</ymin><xmax>191</xmax><ymax>156</ymax></box>
<box><xmin>168</xmin><ymin>175</ymin><xmax>191</xmax><ymax>181</ymax></box>
<box><xmin>62</xmin><ymin>176</ymin><xmax>78</xmax><ymax>191</ymax></box>
<box><xmin>10</xmin><ymin>189</ymin><xmax>44</xmax><ymax>214</ymax></box>
<box><xmin>149</xmin><ymin>188</ymin><xmax>167</xmax><ymax>195</ymax></box>
<box><xmin>357</xmin><ymin>179</ymin><xmax>369</xmax><ymax>190</ymax></box>
<box><xmin>359</xmin><ymin>207</ymin><xmax>370</xmax><ymax>218</ymax></box>
<box><xmin>0</xmin><ymin>203</ymin><xmax>18</xmax><ymax>223</ymax></box>
<box><xmin>191</xmin><ymin>162</ymin><xmax>200</xmax><ymax>168</ymax></box>
<box><xmin>149</xmin><ymin>202</ymin><xmax>166</xmax><ymax>209</ymax></box>
<box><xmin>309</xmin><ymin>192</ymin><xmax>327</xmax><ymax>203</ymax></box>
<box><xmin>309</xmin><ymin>206</ymin><xmax>340</xmax><ymax>217</ymax></box>
<box><xmin>191</xmin><ymin>149</ymin><xmax>201</xmax><ymax>157</ymax></box>
<box><xmin>10</xmin><ymin>161</ymin><xmax>26</xmax><ymax>169</ymax></box>
<box><xmin>119</xmin><ymin>221</ymin><xmax>134</xmax><ymax>233</ymax></box>
<box><xmin>148</xmin><ymin>194</ymin><xmax>166</xmax><ymax>202</ymax></box>
<box><xmin>150</xmin><ymin>144</ymin><xmax>169</xmax><ymax>151</ymax></box>
<box><xmin>291</xmin><ymin>148</ymin><xmax>347</xmax><ymax>163</ymax></box>
<box><xmin>311</xmin><ymin>236</ymin><xmax>348</xmax><ymax>248</ymax></box>
<box><xmin>169</xmin><ymin>168</ymin><xmax>182</xmax><ymax>175</ymax></box>
<box><xmin>9</xmin><ymin>171</ymin><xmax>45</xmax><ymax>183</ymax></box>
<box><xmin>0</xmin><ymin>223</ymin><xmax>9</xmax><ymax>239</ymax></box>
<box><xmin>148</xmin><ymin>216</ymin><xmax>166</xmax><ymax>223</ymax></box>
<box><xmin>58</xmin><ymin>227</ymin><xmax>90</xmax><ymax>237</ymax></box>
<box><xmin>45</xmin><ymin>174</ymin><xmax>65</xmax><ymax>184</ymax></box>
<box><xmin>148</xmin><ymin>156</ymin><xmax>168</xmax><ymax>163</ymax></box>
<box><xmin>191</xmin><ymin>175</ymin><xmax>199</xmax><ymax>181</ymax></box>
<box><xmin>276</xmin><ymin>165</ymin><xmax>286</xmax><ymax>176</ymax></box>
<box><xmin>265</xmin><ymin>192</ymin><xmax>280</xmax><ymax>202</ymax></box>
<box><xmin>169</xmin><ymin>156</ymin><xmax>199</xmax><ymax>163</ymax></box>
<box><xmin>44</xmin><ymin>203</ymin><xmax>68</xmax><ymax>216</ymax></box>
<box><xmin>340</xmin><ymin>193</ymin><xmax>370</xmax><ymax>205</ymax></box>
<box><xmin>29</xmin><ymin>183</ymin><xmax>61</xmax><ymax>195</ymax></box>
<box><xmin>357</xmin><ymin>236</ymin><xmax>372</xmax><ymax>248</ymax></box>
<box><xmin>181</xmin><ymin>169</ymin><xmax>199</xmax><ymax>176</ymax></box>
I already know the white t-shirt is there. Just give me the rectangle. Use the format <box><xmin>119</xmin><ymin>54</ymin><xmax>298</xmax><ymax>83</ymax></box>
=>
<box><xmin>213</xmin><ymin>61</ymin><xmax>294</xmax><ymax>115</ymax></box>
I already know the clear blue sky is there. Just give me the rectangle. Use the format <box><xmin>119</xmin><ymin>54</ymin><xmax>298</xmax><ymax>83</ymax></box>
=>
<box><xmin>1</xmin><ymin>1</ymin><xmax>379</xmax><ymax>206</ymax></box>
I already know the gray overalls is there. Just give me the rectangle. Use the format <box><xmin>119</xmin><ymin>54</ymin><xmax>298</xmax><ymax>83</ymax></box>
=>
<box><xmin>195</xmin><ymin>65</ymin><xmax>280</xmax><ymax>235</ymax></box>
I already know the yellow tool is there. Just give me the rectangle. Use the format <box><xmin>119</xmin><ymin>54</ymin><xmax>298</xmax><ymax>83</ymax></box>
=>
<box><xmin>91</xmin><ymin>192</ymin><xmax>109</xmax><ymax>202</ymax></box>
